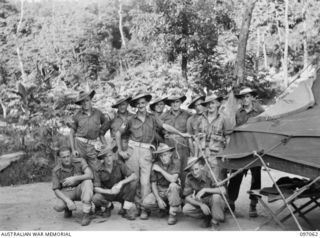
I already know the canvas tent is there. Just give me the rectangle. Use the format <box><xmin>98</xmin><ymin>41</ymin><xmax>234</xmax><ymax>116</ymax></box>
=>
<box><xmin>218</xmin><ymin>68</ymin><xmax>320</xmax><ymax>179</ymax></box>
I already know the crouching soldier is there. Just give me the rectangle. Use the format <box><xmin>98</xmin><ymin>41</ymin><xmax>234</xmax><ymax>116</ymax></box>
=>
<box><xmin>92</xmin><ymin>145</ymin><xmax>137</xmax><ymax>220</ymax></box>
<box><xmin>52</xmin><ymin>146</ymin><xmax>93</xmax><ymax>226</ymax></box>
<box><xmin>141</xmin><ymin>143</ymin><xmax>182</xmax><ymax>225</ymax></box>
<box><xmin>182</xmin><ymin>156</ymin><xmax>226</xmax><ymax>230</ymax></box>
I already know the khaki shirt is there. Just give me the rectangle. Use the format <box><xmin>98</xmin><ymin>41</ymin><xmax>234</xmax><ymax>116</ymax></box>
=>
<box><xmin>110</xmin><ymin>111</ymin><xmax>134</xmax><ymax>139</ymax></box>
<box><xmin>236</xmin><ymin>101</ymin><xmax>264</xmax><ymax>126</ymax></box>
<box><xmin>150</xmin><ymin>159</ymin><xmax>181</xmax><ymax>188</ymax></box>
<box><xmin>161</xmin><ymin>109</ymin><xmax>192</xmax><ymax>133</ymax></box>
<box><xmin>69</xmin><ymin>108</ymin><xmax>110</xmax><ymax>140</ymax></box>
<box><xmin>123</xmin><ymin>112</ymin><xmax>164</xmax><ymax>144</ymax></box>
<box><xmin>52</xmin><ymin>158</ymin><xmax>89</xmax><ymax>190</ymax></box>
<box><xmin>183</xmin><ymin>169</ymin><xmax>215</xmax><ymax>197</ymax></box>
<box><xmin>93</xmin><ymin>160</ymin><xmax>132</xmax><ymax>189</ymax></box>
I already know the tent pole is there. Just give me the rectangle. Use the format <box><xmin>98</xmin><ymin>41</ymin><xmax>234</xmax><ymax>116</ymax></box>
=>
<box><xmin>253</xmin><ymin>151</ymin><xmax>303</xmax><ymax>231</ymax></box>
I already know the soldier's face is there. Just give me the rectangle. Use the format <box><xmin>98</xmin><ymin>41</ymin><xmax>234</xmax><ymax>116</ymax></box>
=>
<box><xmin>81</xmin><ymin>97</ymin><xmax>92</xmax><ymax>111</ymax></box>
<box><xmin>191</xmin><ymin>162</ymin><xmax>203</xmax><ymax>179</ymax></box>
<box><xmin>118</xmin><ymin>102</ymin><xmax>129</xmax><ymax>114</ymax></box>
<box><xmin>171</xmin><ymin>99</ymin><xmax>182</xmax><ymax>111</ymax></box>
<box><xmin>207</xmin><ymin>100</ymin><xmax>220</xmax><ymax>113</ymax></box>
<box><xmin>103</xmin><ymin>152</ymin><xmax>115</xmax><ymax>168</ymax></box>
<box><xmin>60</xmin><ymin>150</ymin><xmax>72</xmax><ymax>167</ymax></box>
<box><xmin>121</xmin><ymin>139</ymin><xmax>129</xmax><ymax>151</ymax></box>
<box><xmin>155</xmin><ymin>101</ymin><xmax>165</xmax><ymax>113</ymax></box>
<box><xmin>159</xmin><ymin>151</ymin><xmax>172</xmax><ymax>165</ymax></box>
<box><xmin>242</xmin><ymin>94</ymin><xmax>254</xmax><ymax>107</ymax></box>
<box><xmin>194</xmin><ymin>99</ymin><xmax>204</xmax><ymax>114</ymax></box>
<box><xmin>136</xmin><ymin>98</ymin><xmax>147</xmax><ymax>113</ymax></box>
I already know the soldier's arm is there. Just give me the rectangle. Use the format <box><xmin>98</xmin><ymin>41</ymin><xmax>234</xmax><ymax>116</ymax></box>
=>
<box><xmin>69</xmin><ymin>128</ymin><xmax>77</xmax><ymax>156</ymax></box>
<box><xmin>153</xmin><ymin>165</ymin><xmax>178</xmax><ymax>183</ymax></box>
<box><xmin>151</xmin><ymin>182</ymin><xmax>162</xmax><ymax>202</ymax></box>
<box><xmin>162</xmin><ymin>123</ymin><xmax>190</xmax><ymax>138</ymax></box>
<box><xmin>118</xmin><ymin>173</ymin><xmax>137</xmax><ymax>186</ymax></box>
<box><xmin>54</xmin><ymin>189</ymin><xmax>74</xmax><ymax>204</ymax></box>
<box><xmin>99</xmin><ymin>111</ymin><xmax>111</xmax><ymax>145</ymax></box>
<box><xmin>94</xmin><ymin>187</ymin><xmax>113</xmax><ymax>195</ymax></box>
<box><xmin>185</xmin><ymin>194</ymin><xmax>204</xmax><ymax>208</ymax></box>
<box><xmin>63</xmin><ymin>166</ymin><xmax>93</xmax><ymax>187</ymax></box>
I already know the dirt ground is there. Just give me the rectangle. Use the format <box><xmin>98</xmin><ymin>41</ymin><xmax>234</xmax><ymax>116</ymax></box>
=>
<box><xmin>1</xmin><ymin>169</ymin><xmax>319</xmax><ymax>231</ymax></box>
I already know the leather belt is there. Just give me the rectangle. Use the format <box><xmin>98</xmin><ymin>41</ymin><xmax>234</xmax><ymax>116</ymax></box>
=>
<box><xmin>128</xmin><ymin>140</ymin><xmax>152</xmax><ymax>149</ymax></box>
<box><xmin>76</xmin><ymin>136</ymin><xmax>99</xmax><ymax>145</ymax></box>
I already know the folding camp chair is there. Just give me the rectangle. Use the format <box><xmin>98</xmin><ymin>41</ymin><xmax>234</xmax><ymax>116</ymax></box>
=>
<box><xmin>248</xmin><ymin>176</ymin><xmax>320</xmax><ymax>230</ymax></box>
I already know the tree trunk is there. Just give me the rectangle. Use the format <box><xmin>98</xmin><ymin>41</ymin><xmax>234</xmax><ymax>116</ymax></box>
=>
<box><xmin>234</xmin><ymin>0</ymin><xmax>257</xmax><ymax>85</ymax></box>
<box><xmin>283</xmin><ymin>0</ymin><xmax>289</xmax><ymax>87</ymax></box>
<box><xmin>302</xmin><ymin>0</ymin><xmax>308</xmax><ymax>69</ymax></box>
<box><xmin>118</xmin><ymin>0</ymin><xmax>126</xmax><ymax>48</ymax></box>
<box><xmin>181</xmin><ymin>11</ymin><xmax>189</xmax><ymax>82</ymax></box>
<box><xmin>0</xmin><ymin>98</ymin><xmax>7</xmax><ymax>119</ymax></box>
<box><xmin>16</xmin><ymin>0</ymin><xmax>27</xmax><ymax>81</ymax></box>
<box><xmin>262</xmin><ymin>32</ymin><xmax>268</xmax><ymax>69</ymax></box>
<box><xmin>255</xmin><ymin>28</ymin><xmax>260</xmax><ymax>76</ymax></box>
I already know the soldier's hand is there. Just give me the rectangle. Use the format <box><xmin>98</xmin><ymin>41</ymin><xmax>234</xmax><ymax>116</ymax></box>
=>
<box><xmin>200</xmin><ymin>203</ymin><xmax>211</xmax><ymax>216</ymax></box>
<box><xmin>66</xmin><ymin>201</ymin><xmax>77</xmax><ymax>211</ymax></box>
<box><xmin>152</xmin><ymin>164</ymin><xmax>162</xmax><ymax>172</ymax></box>
<box><xmin>157</xmin><ymin>198</ymin><xmax>167</xmax><ymax>210</ymax></box>
<box><xmin>110</xmin><ymin>184</ymin><xmax>121</xmax><ymax>195</ymax></box>
<box><xmin>196</xmin><ymin>188</ymin><xmax>207</xmax><ymax>200</ymax></box>
<box><xmin>119</xmin><ymin>150</ymin><xmax>130</xmax><ymax>159</ymax></box>
<box><xmin>62</xmin><ymin>177</ymin><xmax>78</xmax><ymax>187</ymax></box>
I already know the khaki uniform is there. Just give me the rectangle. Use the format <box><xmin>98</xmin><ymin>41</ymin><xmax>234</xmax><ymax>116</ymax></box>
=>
<box><xmin>52</xmin><ymin>158</ymin><xmax>93</xmax><ymax>213</ymax></box>
<box><xmin>161</xmin><ymin>109</ymin><xmax>192</xmax><ymax>186</ymax></box>
<box><xmin>142</xmin><ymin>159</ymin><xmax>182</xmax><ymax>215</ymax></box>
<box><xmin>182</xmin><ymin>170</ymin><xmax>225</xmax><ymax>222</ymax></box>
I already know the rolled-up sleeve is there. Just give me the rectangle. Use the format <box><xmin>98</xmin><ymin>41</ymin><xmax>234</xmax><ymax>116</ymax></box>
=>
<box><xmin>99</xmin><ymin>112</ymin><xmax>111</xmax><ymax>136</ymax></box>
<box><xmin>153</xmin><ymin>115</ymin><xmax>164</xmax><ymax>129</ymax></box>
<box><xmin>67</xmin><ymin>114</ymin><xmax>78</xmax><ymax>131</ymax></box>
<box><xmin>183</xmin><ymin>177</ymin><xmax>193</xmax><ymax>197</ymax></box>
<box><xmin>52</xmin><ymin>170</ymin><xmax>61</xmax><ymax>190</ymax></box>
<box><xmin>93</xmin><ymin>171</ymin><xmax>101</xmax><ymax>187</ymax></box>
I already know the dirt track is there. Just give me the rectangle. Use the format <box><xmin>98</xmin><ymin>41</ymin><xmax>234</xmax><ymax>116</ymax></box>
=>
<box><xmin>1</xmin><ymin>170</ymin><xmax>319</xmax><ymax>231</ymax></box>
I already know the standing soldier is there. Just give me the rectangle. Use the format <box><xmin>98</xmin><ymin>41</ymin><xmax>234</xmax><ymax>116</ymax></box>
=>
<box><xmin>68</xmin><ymin>90</ymin><xmax>110</xmax><ymax>171</ymax></box>
<box><xmin>186</xmin><ymin>95</ymin><xmax>206</xmax><ymax>156</ymax></box>
<box><xmin>149</xmin><ymin>96</ymin><xmax>167</xmax><ymax>146</ymax></box>
<box><xmin>227</xmin><ymin>87</ymin><xmax>264</xmax><ymax>217</ymax></box>
<box><xmin>52</xmin><ymin>146</ymin><xmax>93</xmax><ymax>226</ymax></box>
<box><xmin>115</xmin><ymin>92</ymin><xmax>191</xmax><ymax>218</ymax></box>
<box><xmin>110</xmin><ymin>95</ymin><xmax>133</xmax><ymax>143</ymax></box>
<box><xmin>161</xmin><ymin>93</ymin><xmax>192</xmax><ymax>187</ymax></box>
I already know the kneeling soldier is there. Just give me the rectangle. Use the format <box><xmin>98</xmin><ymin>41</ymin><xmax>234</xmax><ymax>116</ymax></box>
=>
<box><xmin>52</xmin><ymin>146</ymin><xmax>94</xmax><ymax>226</ymax></box>
<box><xmin>141</xmin><ymin>143</ymin><xmax>182</xmax><ymax>225</ymax></box>
<box><xmin>92</xmin><ymin>145</ymin><xmax>137</xmax><ymax>220</ymax></box>
<box><xmin>182</xmin><ymin>156</ymin><xmax>226</xmax><ymax>230</ymax></box>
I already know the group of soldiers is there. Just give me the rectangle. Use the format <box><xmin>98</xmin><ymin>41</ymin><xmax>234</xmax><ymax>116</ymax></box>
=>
<box><xmin>52</xmin><ymin>87</ymin><xmax>264</xmax><ymax>229</ymax></box>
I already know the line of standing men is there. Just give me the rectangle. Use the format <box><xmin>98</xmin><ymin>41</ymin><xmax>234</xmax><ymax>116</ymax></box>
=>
<box><xmin>52</xmin><ymin>87</ymin><xmax>264</xmax><ymax>228</ymax></box>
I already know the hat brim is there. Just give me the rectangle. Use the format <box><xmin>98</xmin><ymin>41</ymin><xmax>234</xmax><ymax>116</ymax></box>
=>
<box><xmin>130</xmin><ymin>94</ymin><xmax>152</xmax><ymax>107</ymax></box>
<box><xmin>184</xmin><ymin>156</ymin><xmax>204</xmax><ymax>171</ymax></box>
<box><xmin>97</xmin><ymin>146</ymin><xmax>118</xmax><ymax>159</ymax></box>
<box><xmin>75</xmin><ymin>90</ymin><xmax>96</xmax><ymax>105</ymax></box>
<box><xmin>164</xmin><ymin>96</ymin><xmax>187</xmax><ymax>106</ymax></box>
<box><xmin>153</xmin><ymin>147</ymin><xmax>175</xmax><ymax>154</ymax></box>
<box><xmin>150</xmin><ymin>97</ymin><xmax>167</xmax><ymax>111</ymax></box>
<box><xmin>111</xmin><ymin>96</ymin><xmax>132</xmax><ymax>108</ymax></box>
<box><xmin>235</xmin><ymin>91</ymin><xmax>257</xmax><ymax>98</ymax></box>
<box><xmin>188</xmin><ymin>95</ymin><xmax>206</xmax><ymax>109</ymax></box>
<box><xmin>201</xmin><ymin>96</ymin><xmax>223</xmax><ymax>106</ymax></box>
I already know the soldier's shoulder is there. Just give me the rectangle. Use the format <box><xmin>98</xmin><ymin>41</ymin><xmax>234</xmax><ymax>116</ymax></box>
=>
<box><xmin>71</xmin><ymin>157</ymin><xmax>86</xmax><ymax>164</ymax></box>
<box><xmin>52</xmin><ymin>164</ymin><xmax>61</xmax><ymax>173</ymax></box>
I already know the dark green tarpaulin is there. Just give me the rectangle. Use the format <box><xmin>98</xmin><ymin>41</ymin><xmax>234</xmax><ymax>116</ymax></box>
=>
<box><xmin>218</xmin><ymin>69</ymin><xmax>320</xmax><ymax>179</ymax></box>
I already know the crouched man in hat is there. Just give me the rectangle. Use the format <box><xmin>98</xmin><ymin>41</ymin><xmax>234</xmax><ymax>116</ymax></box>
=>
<box><xmin>182</xmin><ymin>156</ymin><xmax>226</xmax><ymax>230</ymax></box>
<box><xmin>92</xmin><ymin>145</ymin><xmax>137</xmax><ymax>220</ymax></box>
<box><xmin>141</xmin><ymin>143</ymin><xmax>182</xmax><ymax>225</ymax></box>
<box><xmin>52</xmin><ymin>146</ymin><xmax>93</xmax><ymax>226</ymax></box>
